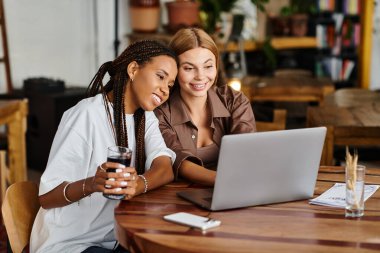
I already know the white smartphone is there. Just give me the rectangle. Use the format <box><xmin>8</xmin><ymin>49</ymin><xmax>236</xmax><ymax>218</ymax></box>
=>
<box><xmin>163</xmin><ymin>212</ymin><xmax>221</xmax><ymax>230</ymax></box>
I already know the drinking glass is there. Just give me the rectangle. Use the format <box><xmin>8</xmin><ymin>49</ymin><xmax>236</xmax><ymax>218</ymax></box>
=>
<box><xmin>103</xmin><ymin>146</ymin><xmax>132</xmax><ymax>200</ymax></box>
<box><xmin>345</xmin><ymin>164</ymin><xmax>366</xmax><ymax>218</ymax></box>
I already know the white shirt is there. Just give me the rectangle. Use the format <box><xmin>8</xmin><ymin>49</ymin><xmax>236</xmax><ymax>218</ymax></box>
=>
<box><xmin>30</xmin><ymin>94</ymin><xmax>175</xmax><ymax>253</ymax></box>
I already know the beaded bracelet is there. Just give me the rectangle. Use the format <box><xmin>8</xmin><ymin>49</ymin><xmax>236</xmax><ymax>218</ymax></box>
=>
<box><xmin>63</xmin><ymin>182</ymin><xmax>73</xmax><ymax>203</ymax></box>
<box><xmin>138</xmin><ymin>175</ymin><xmax>148</xmax><ymax>193</ymax></box>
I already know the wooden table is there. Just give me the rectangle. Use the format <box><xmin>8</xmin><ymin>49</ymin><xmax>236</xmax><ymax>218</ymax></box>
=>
<box><xmin>0</xmin><ymin>99</ymin><xmax>28</xmax><ymax>198</ymax></box>
<box><xmin>307</xmin><ymin>89</ymin><xmax>380</xmax><ymax>165</ymax></box>
<box><xmin>115</xmin><ymin>166</ymin><xmax>380</xmax><ymax>253</ymax></box>
<box><xmin>322</xmin><ymin>88</ymin><xmax>380</xmax><ymax>108</ymax></box>
<box><xmin>241</xmin><ymin>75</ymin><xmax>335</xmax><ymax>104</ymax></box>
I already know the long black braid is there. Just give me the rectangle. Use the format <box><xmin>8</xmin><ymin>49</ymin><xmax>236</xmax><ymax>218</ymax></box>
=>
<box><xmin>87</xmin><ymin>40</ymin><xmax>178</xmax><ymax>175</ymax></box>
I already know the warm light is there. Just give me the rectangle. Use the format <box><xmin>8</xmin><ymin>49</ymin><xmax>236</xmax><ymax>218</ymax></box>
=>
<box><xmin>228</xmin><ymin>78</ymin><xmax>241</xmax><ymax>91</ymax></box>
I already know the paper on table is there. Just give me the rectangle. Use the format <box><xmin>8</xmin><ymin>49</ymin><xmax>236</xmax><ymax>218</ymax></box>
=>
<box><xmin>309</xmin><ymin>183</ymin><xmax>379</xmax><ymax>208</ymax></box>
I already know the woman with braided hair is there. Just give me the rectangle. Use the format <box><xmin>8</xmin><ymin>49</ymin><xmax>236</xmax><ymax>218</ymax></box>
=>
<box><xmin>155</xmin><ymin>28</ymin><xmax>256</xmax><ymax>186</ymax></box>
<box><xmin>31</xmin><ymin>40</ymin><xmax>178</xmax><ymax>253</ymax></box>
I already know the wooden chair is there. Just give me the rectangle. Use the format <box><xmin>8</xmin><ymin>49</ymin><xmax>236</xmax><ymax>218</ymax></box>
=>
<box><xmin>0</xmin><ymin>99</ymin><xmax>28</xmax><ymax>201</ymax></box>
<box><xmin>256</xmin><ymin>109</ymin><xmax>287</xmax><ymax>132</ymax></box>
<box><xmin>1</xmin><ymin>181</ymin><xmax>40</xmax><ymax>253</ymax></box>
<box><xmin>0</xmin><ymin>150</ymin><xmax>8</xmax><ymax>201</ymax></box>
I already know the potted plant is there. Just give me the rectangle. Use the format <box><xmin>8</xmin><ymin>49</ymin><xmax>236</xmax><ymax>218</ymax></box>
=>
<box><xmin>279</xmin><ymin>0</ymin><xmax>316</xmax><ymax>37</ymax></box>
<box><xmin>199</xmin><ymin>0</ymin><xmax>268</xmax><ymax>35</ymax></box>
<box><xmin>129</xmin><ymin>0</ymin><xmax>160</xmax><ymax>33</ymax></box>
<box><xmin>262</xmin><ymin>37</ymin><xmax>277</xmax><ymax>74</ymax></box>
<box><xmin>165</xmin><ymin>0</ymin><xmax>201</xmax><ymax>33</ymax></box>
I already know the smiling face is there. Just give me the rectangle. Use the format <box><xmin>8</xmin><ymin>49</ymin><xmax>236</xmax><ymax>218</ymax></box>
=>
<box><xmin>177</xmin><ymin>47</ymin><xmax>217</xmax><ymax>100</ymax></box>
<box><xmin>126</xmin><ymin>55</ymin><xmax>178</xmax><ymax>113</ymax></box>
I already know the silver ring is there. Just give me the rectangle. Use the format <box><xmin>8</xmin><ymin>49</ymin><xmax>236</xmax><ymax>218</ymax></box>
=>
<box><xmin>99</xmin><ymin>165</ymin><xmax>106</xmax><ymax>172</ymax></box>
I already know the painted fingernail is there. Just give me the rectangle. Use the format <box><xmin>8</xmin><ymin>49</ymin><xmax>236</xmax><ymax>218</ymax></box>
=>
<box><xmin>120</xmin><ymin>181</ymin><xmax>128</xmax><ymax>186</ymax></box>
<box><xmin>105</xmin><ymin>184</ymin><xmax>112</xmax><ymax>189</ymax></box>
<box><xmin>124</xmin><ymin>173</ymin><xmax>130</xmax><ymax>178</ymax></box>
<box><xmin>115</xmin><ymin>169</ymin><xmax>122</xmax><ymax>173</ymax></box>
<box><xmin>115</xmin><ymin>188</ymin><xmax>122</xmax><ymax>192</ymax></box>
<box><xmin>109</xmin><ymin>178</ymin><xmax>115</xmax><ymax>181</ymax></box>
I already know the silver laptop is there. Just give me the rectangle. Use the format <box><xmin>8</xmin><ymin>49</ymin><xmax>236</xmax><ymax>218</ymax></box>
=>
<box><xmin>177</xmin><ymin>127</ymin><xmax>327</xmax><ymax>211</ymax></box>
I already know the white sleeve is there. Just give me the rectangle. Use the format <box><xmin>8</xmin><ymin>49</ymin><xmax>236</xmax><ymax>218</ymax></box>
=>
<box><xmin>38</xmin><ymin>110</ymin><xmax>92</xmax><ymax>196</ymax></box>
<box><xmin>144</xmin><ymin>112</ymin><xmax>176</xmax><ymax>170</ymax></box>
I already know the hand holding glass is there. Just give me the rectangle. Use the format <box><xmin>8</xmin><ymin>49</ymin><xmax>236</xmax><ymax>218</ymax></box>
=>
<box><xmin>103</xmin><ymin>146</ymin><xmax>132</xmax><ymax>200</ymax></box>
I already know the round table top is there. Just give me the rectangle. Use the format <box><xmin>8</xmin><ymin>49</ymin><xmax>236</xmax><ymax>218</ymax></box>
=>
<box><xmin>115</xmin><ymin>166</ymin><xmax>380</xmax><ymax>253</ymax></box>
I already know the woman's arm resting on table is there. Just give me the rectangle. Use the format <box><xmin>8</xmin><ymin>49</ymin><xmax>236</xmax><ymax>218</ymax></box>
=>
<box><xmin>136</xmin><ymin>156</ymin><xmax>174</xmax><ymax>195</ymax></box>
<box><xmin>40</xmin><ymin>163</ymin><xmax>136</xmax><ymax>208</ymax></box>
<box><xmin>179</xmin><ymin>160</ymin><xmax>216</xmax><ymax>186</ymax></box>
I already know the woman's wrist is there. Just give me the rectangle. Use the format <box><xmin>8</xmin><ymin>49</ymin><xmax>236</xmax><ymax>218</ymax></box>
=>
<box><xmin>138</xmin><ymin>174</ymin><xmax>148</xmax><ymax>194</ymax></box>
<box><xmin>84</xmin><ymin>176</ymin><xmax>96</xmax><ymax>195</ymax></box>
<box><xmin>63</xmin><ymin>182</ymin><xmax>74</xmax><ymax>203</ymax></box>
<box><xmin>63</xmin><ymin>178</ymin><xmax>95</xmax><ymax>205</ymax></box>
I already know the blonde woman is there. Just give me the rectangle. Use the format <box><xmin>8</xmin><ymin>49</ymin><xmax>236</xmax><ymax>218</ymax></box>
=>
<box><xmin>155</xmin><ymin>28</ymin><xmax>256</xmax><ymax>186</ymax></box>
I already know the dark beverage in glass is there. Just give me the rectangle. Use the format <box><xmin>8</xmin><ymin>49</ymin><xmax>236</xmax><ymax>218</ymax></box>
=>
<box><xmin>103</xmin><ymin>146</ymin><xmax>132</xmax><ymax>200</ymax></box>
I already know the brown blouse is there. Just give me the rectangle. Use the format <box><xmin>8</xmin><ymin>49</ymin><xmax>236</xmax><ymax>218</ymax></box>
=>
<box><xmin>197</xmin><ymin>143</ymin><xmax>219</xmax><ymax>169</ymax></box>
<box><xmin>155</xmin><ymin>85</ymin><xmax>256</xmax><ymax>179</ymax></box>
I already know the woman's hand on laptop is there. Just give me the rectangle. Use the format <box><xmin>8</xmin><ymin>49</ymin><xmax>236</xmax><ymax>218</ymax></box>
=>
<box><xmin>179</xmin><ymin>160</ymin><xmax>216</xmax><ymax>186</ymax></box>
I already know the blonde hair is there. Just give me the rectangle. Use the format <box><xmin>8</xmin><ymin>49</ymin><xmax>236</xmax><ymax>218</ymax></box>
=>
<box><xmin>169</xmin><ymin>27</ymin><xmax>220</xmax><ymax>73</ymax></box>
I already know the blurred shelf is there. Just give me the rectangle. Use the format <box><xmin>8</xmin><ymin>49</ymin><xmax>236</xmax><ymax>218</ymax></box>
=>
<box><xmin>271</xmin><ymin>37</ymin><xmax>317</xmax><ymax>50</ymax></box>
<box><xmin>221</xmin><ymin>37</ymin><xmax>317</xmax><ymax>51</ymax></box>
<box><xmin>127</xmin><ymin>33</ymin><xmax>317</xmax><ymax>52</ymax></box>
